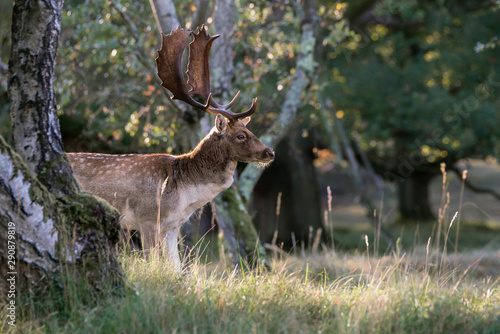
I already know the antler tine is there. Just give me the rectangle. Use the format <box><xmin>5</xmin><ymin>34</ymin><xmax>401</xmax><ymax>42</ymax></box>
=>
<box><xmin>233</xmin><ymin>97</ymin><xmax>258</xmax><ymax>120</ymax></box>
<box><xmin>207</xmin><ymin>97</ymin><xmax>258</xmax><ymax>123</ymax></box>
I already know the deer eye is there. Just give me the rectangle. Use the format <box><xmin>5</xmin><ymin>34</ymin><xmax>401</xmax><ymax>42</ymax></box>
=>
<box><xmin>236</xmin><ymin>134</ymin><xmax>246</xmax><ymax>141</ymax></box>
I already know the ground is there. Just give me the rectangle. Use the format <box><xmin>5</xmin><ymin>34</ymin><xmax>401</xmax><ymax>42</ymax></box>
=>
<box><xmin>321</xmin><ymin>158</ymin><xmax>500</xmax><ymax>230</ymax></box>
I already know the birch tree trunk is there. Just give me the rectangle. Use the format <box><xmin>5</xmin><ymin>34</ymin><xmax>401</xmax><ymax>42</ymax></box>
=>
<box><xmin>9</xmin><ymin>0</ymin><xmax>79</xmax><ymax>195</ymax></box>
<box><xmin>149</xmin><ymin>0</ymin><xmax>180</xmax><ymax>33</ymax></box>
<box><xmin>212</xmin><ymin>0</ymin><xmax>235</xmax><ymax>97</ymax></box>
<box><xmin>1</xmin><ymin>0</ymin><xmax>125</xmax><ymax>303</ymax></box>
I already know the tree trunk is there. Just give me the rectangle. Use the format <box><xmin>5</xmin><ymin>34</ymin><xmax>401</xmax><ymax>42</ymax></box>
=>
<box><xmin>149</xmin><ymin>0</ymin><xmax>180</xmax><ymax>34</ymax></box>
<box><xmin>253</xmin><ymin>134</ymin><xmax>324</xmax><ymax>247</ymax></box>
<box><xmin>215</xmin><ymin>187</ymin><xmax>265</xmax><ymax>266</ymax></box>
<box><xmin>1</xmin><ymin>0</ymin><xmax>125</xmax><ymax>305</ymax></box>
<box><xmin>9</xmin><ymin>0</ymin><xmax>79</xmax><ymax>195</ymax></box>
<box><xmin>191</xmin><ymin>0</ymin><xmax>211</xmax><ymax>30</ymax></box>
<box><xmin>0</xmin><ymin>136</ymin><xmax>125</xmax><ymax>301</ymax></box>
<box><xmin>212</xmin><ymin>0</ymin><xmax>235</xmax><ymax>97</ymax></box>
<box><xmin>398</xmin><ymin>172</ymin><xmax>435</xmax><ymax>221</ymax></box>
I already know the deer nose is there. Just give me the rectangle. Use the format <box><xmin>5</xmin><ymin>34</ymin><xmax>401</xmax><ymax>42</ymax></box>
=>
<box><xmin>265</xmin><ymin>148</ymin><xmax>275</xmax><ymax>160</ymax></box>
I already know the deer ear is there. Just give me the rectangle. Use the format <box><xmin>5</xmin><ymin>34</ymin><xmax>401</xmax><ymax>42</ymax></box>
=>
<box><xmin>241</xmin><ymin>116</ymin><xmax>251</xmax><ymax>126</ymax></box>
<box><xmin>215</xmin><ymin>114</ymin><xmax>227</xmax><ymax>133</ymax></box>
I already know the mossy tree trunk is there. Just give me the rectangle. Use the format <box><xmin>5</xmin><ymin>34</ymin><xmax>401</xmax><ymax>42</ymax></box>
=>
<box><xmin>0</xmin><ymin>0</ymin><xmax>125</xmax><ymax>304</ymax></box>
<box><xmin>0</xmin><ymin>136</ymin><xmax>124</xmax><ymax>299</ymax></box>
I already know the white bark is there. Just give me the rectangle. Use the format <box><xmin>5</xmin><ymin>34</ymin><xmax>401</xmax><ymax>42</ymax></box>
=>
<box><xmin>9</xmin><ymin>0</ymin><xmax>79</xmax><ymax>194</ymax></box>
<box><xmin>0</xmin><ymin>136</ymin><xmax>125</xmax><ymax>294</ymax></box>
<box><xmin>0</xmin><ymin>143</ymin><xmax>58</xmax><ymax>276</ymax></box>
<box><xmin>149</xmin><ymin>0</ymin><xmax>181</xmax><ymax>33</ymax></box>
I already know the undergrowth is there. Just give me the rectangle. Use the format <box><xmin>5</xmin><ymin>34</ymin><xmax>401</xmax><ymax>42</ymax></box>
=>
<box><xmin>2</xmin><ymin>243</ymin><xmax>499</xmax><ymax>334</ymax></box>
<box><xmin>2</xmin><ymin>164</ymin><xmax>499</xmax><ymax>333</ymax></box>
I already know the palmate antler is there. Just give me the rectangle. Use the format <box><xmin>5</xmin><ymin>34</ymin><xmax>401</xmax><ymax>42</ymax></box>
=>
<box><xmin>156</xmin><ymin>26</ymin><xmax>257</xmax><ymax>122</ymax></box>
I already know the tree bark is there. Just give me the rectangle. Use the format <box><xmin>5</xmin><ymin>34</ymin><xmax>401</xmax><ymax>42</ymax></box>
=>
<box><xmin>212</xmin><ymin>0</ymin><xmax>235</xmax><ymax>97</ymax></box>
<box><xmin>215</xmin><ymin>187</ymin><xmax>264</xmax><ymax>266</ymax></box>
<box><xmin>210</xmin><ymin>0</ymin><xmax>263</xmax><ymax>266</ymax></box>
<box><xmin>0</xmin><ymin>135</ymin><xmax>125</xmax><ymax>300</ymax></box>
<box><xmin>9</xmin><ymin>0</ymin><xmax>79</xmax><ymax>195</ymax></box>
<box><xmin>149</xmin><ymin>0</ymin><xmax>180</xmax><ymax>34</ymax></box>
<box><xmin>2</xmin><ymin>0</ymin><xmax>125</xmax><ymax>303</ymax></box>
<box><xmin>191</xmin><ymin>0</ymin><xmax>211</xmax><ymax>30</ymax></box>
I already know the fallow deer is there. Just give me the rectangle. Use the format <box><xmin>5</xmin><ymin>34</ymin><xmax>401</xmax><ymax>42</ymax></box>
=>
<box><xmin>67</xmin><ymin>26</ymin><xmax>274</xmax><ymax>271</ymax></box>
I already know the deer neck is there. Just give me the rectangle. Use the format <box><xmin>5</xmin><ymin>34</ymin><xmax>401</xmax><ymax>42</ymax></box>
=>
<box><xmin>175</xmin><ymin>129</ymin><xmax>236</xmax><ymax>188</ymax></box>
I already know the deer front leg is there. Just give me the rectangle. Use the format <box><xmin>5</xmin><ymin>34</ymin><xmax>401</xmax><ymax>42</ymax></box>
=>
<box><xmin>139</xmin><ymin>227</ymin><xmax>157</xmax><ymax>259</ymax></box>
<box><xmin>140</xmin><ymin>226</ymin><xmax>181</xmax><ymax>272</ymax></box>
<box><xmin>165</xmin><ymin>228</ymin><xmax>181</xmax><ymax>272</ymax></box>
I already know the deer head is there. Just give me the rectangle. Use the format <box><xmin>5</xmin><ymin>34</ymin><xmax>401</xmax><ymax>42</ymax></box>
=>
<box><xmin>156</xmin><ymin>26</ymin><xmax>275</xmax><ymax>164</ymax></box>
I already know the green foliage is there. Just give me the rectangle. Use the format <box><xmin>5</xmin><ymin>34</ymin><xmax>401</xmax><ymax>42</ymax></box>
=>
<box><xmin>231</xmin><ymin>1</ymin><xmax>302</xmax><ymax>127</ymax></box>
<box><xmin>322</xmin><ymin>2</ymin><xmax>500</xmax><ymax>171</ymax></box>
<box><xmin>56</xmin><ymin>0</ymin><xmax>182</xmax><ymax>153</ymax></box>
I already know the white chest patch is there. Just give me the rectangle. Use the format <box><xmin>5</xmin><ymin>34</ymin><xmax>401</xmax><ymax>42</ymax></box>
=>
<box><xmin>177</xmin><ymin>179</ymin><xmax>233</xmax><ymax>219</ymax></box>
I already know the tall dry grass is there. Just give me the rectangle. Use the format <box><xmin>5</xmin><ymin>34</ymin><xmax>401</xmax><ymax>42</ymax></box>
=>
<box><xmin>2</xmin><ymin>165</ymin><xmax>499</xmax><ymax>333</ymax></box>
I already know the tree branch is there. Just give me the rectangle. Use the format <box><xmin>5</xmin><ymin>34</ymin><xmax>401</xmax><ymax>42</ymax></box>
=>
<box><xmin>451</xmin><ymin>166</ymin><xmax>500</xmax><ymax>202</ymax></box>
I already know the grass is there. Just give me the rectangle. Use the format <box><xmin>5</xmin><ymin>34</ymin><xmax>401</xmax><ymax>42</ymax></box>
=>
<box><xmin>3</xmin><ymin>240</ymin><xmax>499</xmax><ymax>334</ymax></box>
<box><xmin>3</xmin><ymin>163</ymin><xmax>500</xmax><ymax>333</ymax></box>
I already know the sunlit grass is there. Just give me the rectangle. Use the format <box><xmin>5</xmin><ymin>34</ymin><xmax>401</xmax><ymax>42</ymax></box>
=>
<box><xmin>3</xmin><ymin>163</ymin><xmax>500</xmax><ymax>333</ymax></box>
<box><xmin>4</xmin><ymin>243</ymin><xmax>499</xmax><ymax>333</ymax></box>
